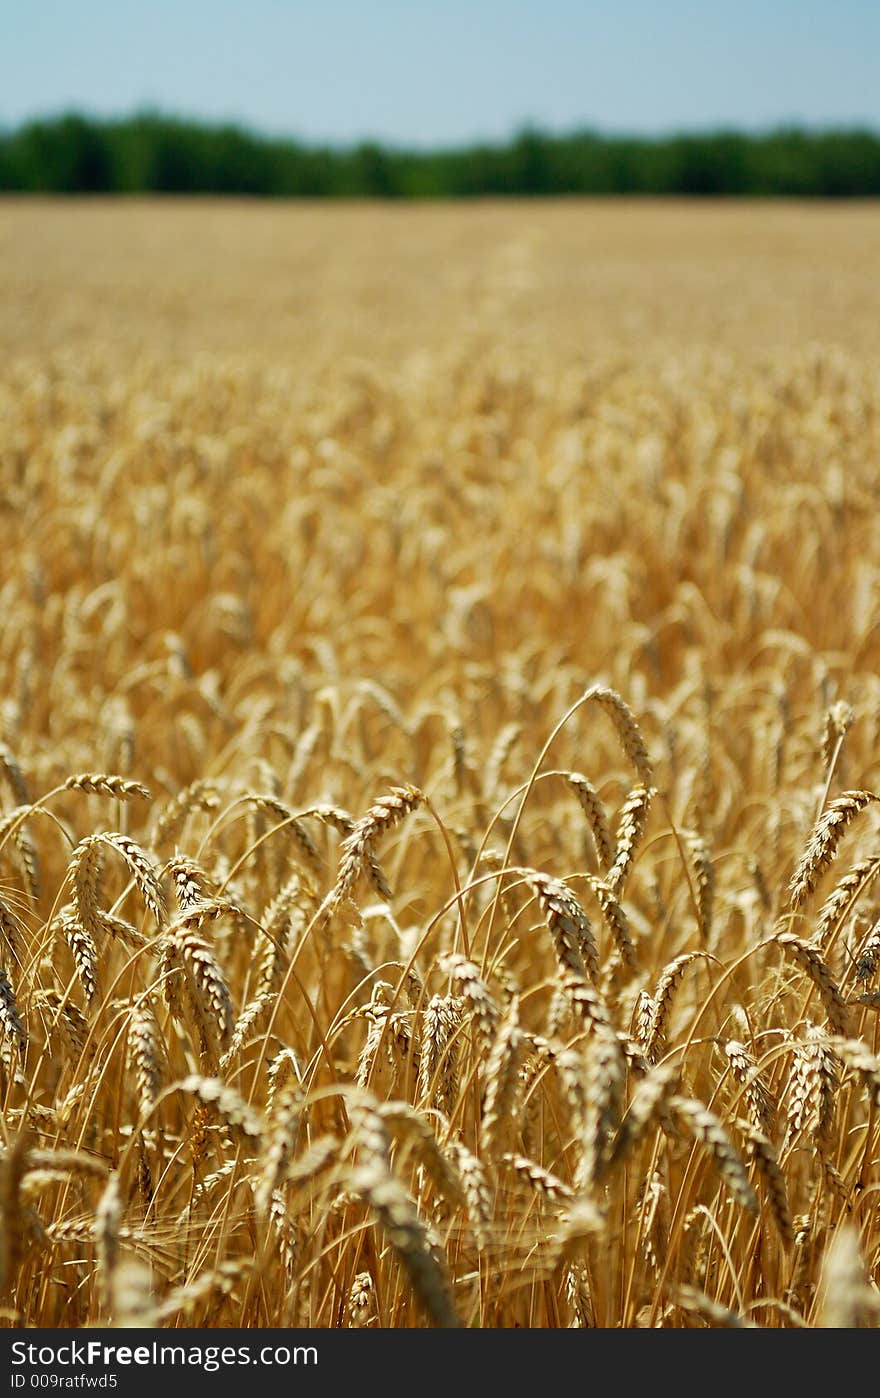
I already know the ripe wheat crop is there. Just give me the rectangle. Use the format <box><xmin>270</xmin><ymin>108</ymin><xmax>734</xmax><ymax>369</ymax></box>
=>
<box><xmin>1</xmin><ymin>199</ymin><xmax>880</xmax><ymax>1327</ymax></box>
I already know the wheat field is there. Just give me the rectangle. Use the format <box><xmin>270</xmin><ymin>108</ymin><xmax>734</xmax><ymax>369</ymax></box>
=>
<box><xmin>2</xmin><ymin>198</ymin><xmax>880</xmax><ymax>1328</ymax></box>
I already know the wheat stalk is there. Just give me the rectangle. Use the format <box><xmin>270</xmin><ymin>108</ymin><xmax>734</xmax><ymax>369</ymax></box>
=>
<box><xmin>788</xmin><ymin>792</ymin><xmax>879</xmax><ymax>911</ymax></box>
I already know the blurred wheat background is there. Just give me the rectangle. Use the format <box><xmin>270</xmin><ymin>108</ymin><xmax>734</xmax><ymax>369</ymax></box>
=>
<box><xmin>2</xmin><ymin>198</ymin><xmax>880</xmax><ymax>1327</ymax></box>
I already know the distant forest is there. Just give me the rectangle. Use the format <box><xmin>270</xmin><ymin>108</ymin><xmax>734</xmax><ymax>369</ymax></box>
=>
<box><xmin>3</xmin><ymin>113</ymin><xmax>880</xmax><ymax>196</ymax></box>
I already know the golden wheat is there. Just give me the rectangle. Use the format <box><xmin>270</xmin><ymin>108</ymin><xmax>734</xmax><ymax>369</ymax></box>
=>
<box><xmin>2</xmin><ymin>199</ymin><xmax>880</xmax><ymax>1328</ymax></box>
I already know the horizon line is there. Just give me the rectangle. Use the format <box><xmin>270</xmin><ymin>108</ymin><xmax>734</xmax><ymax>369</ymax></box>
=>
<box><xmin>4</xmin><ymin>107</ymin><xmax>880</xmax><ymax>152</ymax></box>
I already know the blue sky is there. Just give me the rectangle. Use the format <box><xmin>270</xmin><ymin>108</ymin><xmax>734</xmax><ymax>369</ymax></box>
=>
<box><xmin>3</xmin><ymin>1</ymin><xmax>879</xmax><ymax>144</ymax></box>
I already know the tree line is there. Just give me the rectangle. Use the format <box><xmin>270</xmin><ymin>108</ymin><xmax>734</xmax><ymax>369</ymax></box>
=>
<box><xmin>2</xmin><ymin>113</ymin><xmax>880</xmax><ymax>197</ymax></box>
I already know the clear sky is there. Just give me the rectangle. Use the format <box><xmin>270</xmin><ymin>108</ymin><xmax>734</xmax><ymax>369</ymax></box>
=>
<box><xmin>2</xmin><ymin>0</ymin><xmax>879</xmax><ymax>145</ymax></box>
